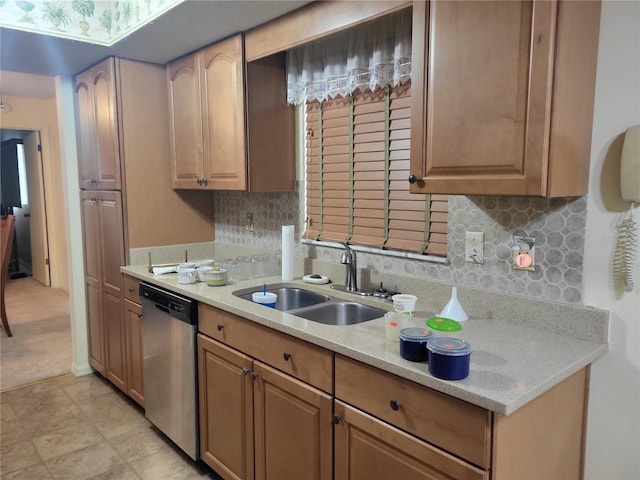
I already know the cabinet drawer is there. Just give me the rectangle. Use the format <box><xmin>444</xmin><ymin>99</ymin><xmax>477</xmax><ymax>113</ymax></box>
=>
<box><xmin>123</xmin><ymin>275</ymin><xmax>141</xmax><ymax>303</ymax></box>
<box><xmin>335</xmin><ymin>355</ymin><xmax>491</xmax><ymax>469</ymax></box>
<box><xmin>199</xmin><ymin>304</ymin><xmax>333</xmax><ymax>393</ymax></box>
<box><xmin>335</xmin><ymin>401</ymin><xmax>488</xmax><ymax>480</ymax></box>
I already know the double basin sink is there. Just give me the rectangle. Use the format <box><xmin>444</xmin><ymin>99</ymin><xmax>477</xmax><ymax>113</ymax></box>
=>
<box><xmin>232</xmin><ymin>284</ymin><xmax>386</xmax><ymax>326</ymax></box>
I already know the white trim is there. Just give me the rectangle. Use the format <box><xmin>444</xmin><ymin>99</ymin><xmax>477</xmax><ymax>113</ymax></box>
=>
<box><xmin>301</xmin><ymin>239</ymin><xmax>450</xmax><ymax>265</ymax></box>
<box><xmin>71</xmin><ymin>363</ymin><xmax>94</xmax><ymax>377</ymax></box>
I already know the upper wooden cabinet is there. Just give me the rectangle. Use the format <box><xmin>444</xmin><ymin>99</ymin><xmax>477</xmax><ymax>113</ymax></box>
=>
<box><xmin>75</xmin><ymin>58</ymin><xmax>121</xmax><ymax>190</ymax></box>
<box><xmin>167</xmin><ymin>34</ymin><xmax>295</xmax><ymax>191</ymax></box>
<box><xmin>409</xmin><ymin>0</ymin><xmax>601</xmax><ymax>197</ymax></box>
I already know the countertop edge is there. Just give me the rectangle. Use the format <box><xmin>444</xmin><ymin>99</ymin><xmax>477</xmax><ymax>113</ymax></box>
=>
<box><xmin>121</xmin><ymin>266</ymin><xmax>609</xmax><ymax>415</ymax></box>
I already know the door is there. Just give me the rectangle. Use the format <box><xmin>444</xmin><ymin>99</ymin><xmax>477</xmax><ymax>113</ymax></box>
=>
<box><xmin>201</xmin><ymin>35</ymin><xmax>247</xmax><ymax>190</ymax></box>
<box><xmin>80</xmin><ymin>192</ymin><xmax>105</xmax><ymax>375</ymax></box>
<box><xmin>23</xmin><ymin>131</ymin><xmax>50</xmax><ymax>286</ymax></box>
<box><xmin>198</xmin><ymin>334</ymin><xmax>254</xmax><ymax>480</ymax></box>
<box><xmin>92</xmin><ymin>58</ymin><xmax>121</xmax><ymax>190</ymax></box>
<box><xmin>334</xmin><ymin>401</ymin><xmax>488</xmax><ymax>480</ymax></box>
<box><xmin>75</xmin><ymin>70</ymin><xmax>97</xmax><ymax>189</ymax></box>
<box><xmin>125</xmin><ymin>298</ymin><xmax>144</xmax><ymax>407</ymax></box>
<box><xmin>167</xmin><ymin>53</ymin><xmax>205</xmax><ymax>189</ymax></box>
<box><xmin>253</xmin><ymin>361</ymin><xmax>333</xmax><ymax>480</ymax></box>
<box><xmin>410</xmin><ymin>0</ymin><xmax>556</xmax><ymax>196</ymax></box>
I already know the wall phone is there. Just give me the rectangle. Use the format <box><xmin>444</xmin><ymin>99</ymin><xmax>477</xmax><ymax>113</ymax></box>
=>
<box><xmin>614</xmin><ymin>125</ymin><xmax>639</xmax><ymax>293</ymax></box>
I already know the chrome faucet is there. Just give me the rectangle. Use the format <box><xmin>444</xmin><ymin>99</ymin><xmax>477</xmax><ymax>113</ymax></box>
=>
<box><xmin>340</xmin><ymin>242</ymin><xmax>358</xmax><ymax>292</ymax></box>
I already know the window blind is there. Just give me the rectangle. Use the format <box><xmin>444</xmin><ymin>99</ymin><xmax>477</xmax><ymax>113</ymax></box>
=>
<box><xmin>304</xmin><ymin>83</ymin><xmax>448</xmax><ymax>257</ymax></box>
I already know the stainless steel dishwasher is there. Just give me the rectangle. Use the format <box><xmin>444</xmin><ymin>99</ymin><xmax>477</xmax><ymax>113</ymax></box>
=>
<box><xmin>139</xmin><ymin>282</ymin><xmax>199</xmax><ymax>460</ymax></box>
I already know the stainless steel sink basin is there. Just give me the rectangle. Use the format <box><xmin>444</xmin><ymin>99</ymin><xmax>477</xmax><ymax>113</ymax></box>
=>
<box><xmin>233</xmin><ymin>285</ymin><xmax>332</xmax><ymax>311</ymax></box>
<box><xmin>289</xmin><ymin>301</ymin><xmax>386</xmax><ymax>326</ymax></box>
<box><xmin>232</xmin><ymin>284</ymin><xmax>386</xmax><ymax>325</ymax></box>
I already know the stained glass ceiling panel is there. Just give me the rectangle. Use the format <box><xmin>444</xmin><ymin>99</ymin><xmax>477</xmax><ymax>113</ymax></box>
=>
<box><xmin>0</xmin><ymin>0</ymin><xmax>185</xmax><ymax>46</ymax></box>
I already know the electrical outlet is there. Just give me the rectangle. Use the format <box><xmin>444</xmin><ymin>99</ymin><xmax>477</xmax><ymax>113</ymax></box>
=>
<box><xmin>465</xmin><ymin>231</ymin><xmax>484</xmax><ymax>264</ymax></box>
<box><xmin>512</xmin><ymin>236</ymin><xmax>535</xmax><ymax>271</ymax></box>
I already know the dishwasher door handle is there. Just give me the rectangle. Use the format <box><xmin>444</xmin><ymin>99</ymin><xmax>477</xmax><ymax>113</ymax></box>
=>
<box><xmin>155</xmin><ymin>304</ymin><xmax>170</xmax><ymax>314</ymax></box>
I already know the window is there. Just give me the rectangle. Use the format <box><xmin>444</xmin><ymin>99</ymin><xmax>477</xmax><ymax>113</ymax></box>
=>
<box><xmin>303</xmin><ymin>83</ymin><xmax>447</xmax><ymax>257</ymax></box>
<box><xmin>287</xmin><ymin>9</ymin><xmax>448</xmax><ymax>258</ymax></box>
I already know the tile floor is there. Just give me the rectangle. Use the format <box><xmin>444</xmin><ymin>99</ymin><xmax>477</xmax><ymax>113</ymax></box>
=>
<box><xmin>0</xmin><ymin>374</ymin><xmax>222</xmax><ymax>480</ymax></box>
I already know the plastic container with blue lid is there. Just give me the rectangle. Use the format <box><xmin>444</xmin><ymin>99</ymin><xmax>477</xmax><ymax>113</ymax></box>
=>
<box><xmin>427</xmin><ymin>337</ymin><xmax>471</xmax><ymax>380</ymax></box>
<box><xmin>398</xmin><ymin>328</ymin><xmax>433</xmax><ymax>362</ymax></box>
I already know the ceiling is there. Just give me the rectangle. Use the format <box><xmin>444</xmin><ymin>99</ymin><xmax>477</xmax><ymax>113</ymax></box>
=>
<box><xmin>0</xmin><ymin>0</ymin><xmax>311</xmax><ymax>96</ymax></box>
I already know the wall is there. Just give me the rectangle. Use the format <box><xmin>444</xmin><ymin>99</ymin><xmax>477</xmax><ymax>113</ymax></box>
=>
<box><xmin>213</xmin><ymin>5</ymin><xmax>639</xmax><ymax>477</ymax></box>
<box><xmin>583</xmin><ymin>1</ymin><xmax>640</xmax><ymax>478</ymax></box>
<box><xmin>55</xmin><ymin>75</ymin><xmax>91</xmax><ymax>376</ymax></box>
<box><xmin>214</xmin><ymin>191</ymin><xmax>587</xmax><ymax>304</ymax></box>
<box><xmin>0</xmin><ymin>94</ymin><xmax>69</xmax><ymax>291</ymax></box>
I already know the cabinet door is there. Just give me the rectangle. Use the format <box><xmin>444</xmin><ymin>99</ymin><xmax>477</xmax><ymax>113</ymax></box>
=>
<box><xmin>97</xmin><ymin>191</ymin><xmax>125</xmax><ymax>298</ymax></box>
<box><xmin>75</xmin><ymin>71</ymin><xmax>97</xmax><ymax>189</ymax></box>
<box><xmin>410</xmin><ymin>0</ymin><xmax>555</xmax><ymax>196</ymax></box>
<box><xmin>168</xmin><ymin>53</ymin><xmax>205</xmax><ymax>189</ymax></box>
<box><xmin>334</xmin><ymin>401</ymin><xmax>488</xmax><ymax>480</ymax></box>
<box><xmin>201</xmin><ymin>35</ymin><xmax>247</xmax><ymax>190</ymax></box>
<box><xmin>104</xmin><ymin>291</ymin><xmax>127</xmax><ymax>393</ymax></box>
<box><xmin>198</xmin><ymin>334</ymin><xmax>254</xmax><ymax>480</ymax></box>
<box><xmin>91</xmin><ymin>58</ymin><xmax>121</xmax><ymax>190</ymax></box>
<box><xmin>253</xmin><ymin>361</ymin><xmax>332</xmax><ymax>480</ymax></box>
<box><xmin>124</xmin><ymin>298</ymin><xmax>144</xmax><ymax>407</ymax></box>
<box><xmin>80</xmin><ymin>193</ymin><xmax>105</xmax><ymax>374</ymax></box>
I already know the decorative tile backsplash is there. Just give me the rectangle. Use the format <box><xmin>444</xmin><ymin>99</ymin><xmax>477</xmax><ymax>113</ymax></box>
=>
<box><xmin>213</xmin><ymin>191</ymin><xmax>587</xmax><ymax>304</ymax></box>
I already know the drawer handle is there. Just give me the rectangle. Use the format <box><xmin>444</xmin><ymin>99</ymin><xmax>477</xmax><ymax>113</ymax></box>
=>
<box><xmin>217</xmin><ymin>324</ymin><xmax>224</xmax><ymax>331</ymax></box>
<box><xmin>390</xmin><ymin>399</ymin><xmax>400</xmax><ymax>411</ymax></box>
<box><xmin>283</xmin><ymin>352</ymin><xmax>292</xmax><ymax>361</ymax></box>
<box><xmin>242</xmin><ymin>367</ymin><xmax>250</xmax><ymax>376</ymax></box>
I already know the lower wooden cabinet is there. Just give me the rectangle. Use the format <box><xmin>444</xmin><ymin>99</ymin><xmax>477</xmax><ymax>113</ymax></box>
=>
<box><xmin>334</xmin><ymin>401</ymin><xmax>487</xmax><ymax>480</ymax></box>
<box><xmin>104</xmin><ymin>291</ymin><xmax>126</xmax><ymax>392</ymax></box>
<box><xmin>124</xmin><ymin>298</ymin><xmax>144</xmax><ymax>407</ymax></box>
<box><xmin>197</xmin><ymin>333</ymin><xmax>333</xmax><ymax>480</ymax></box>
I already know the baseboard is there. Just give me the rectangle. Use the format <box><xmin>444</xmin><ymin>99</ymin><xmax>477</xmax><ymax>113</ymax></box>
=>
<box><xmin>72</xmin><ymin>363</ymin><xmax>94</xmax><ymax>376</ymax></box>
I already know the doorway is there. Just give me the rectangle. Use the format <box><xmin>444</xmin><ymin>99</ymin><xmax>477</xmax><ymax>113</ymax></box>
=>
<box><xmin>1</xmin><ymin>129</ymin><xmax>51</xmax><ymax>286</ymax></box>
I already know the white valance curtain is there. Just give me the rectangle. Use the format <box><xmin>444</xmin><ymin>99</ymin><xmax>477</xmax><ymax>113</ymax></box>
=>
<box><xmin>286</xmin><ymin>8</ymin><xmax>412</xmax><ymax>105</ymax></box>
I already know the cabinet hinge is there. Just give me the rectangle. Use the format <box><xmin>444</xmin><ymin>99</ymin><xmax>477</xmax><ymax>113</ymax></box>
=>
<box><xmin>45</xmin><ymin>258</ymin><xmax>50</xmax><ymax>266</ymax></box>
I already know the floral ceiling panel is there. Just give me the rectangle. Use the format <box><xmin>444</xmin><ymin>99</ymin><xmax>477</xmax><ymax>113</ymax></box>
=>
<box><xmin>0</xmin><ymin>0</ymin><xmax>184</xmax><ymax>46</ymax></box>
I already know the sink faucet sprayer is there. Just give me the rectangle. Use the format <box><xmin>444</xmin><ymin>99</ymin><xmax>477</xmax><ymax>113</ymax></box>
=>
<box><xmin>340</xmin><ymin>242</ymin><xmax>358</xmax><ymax>292</ymax></box>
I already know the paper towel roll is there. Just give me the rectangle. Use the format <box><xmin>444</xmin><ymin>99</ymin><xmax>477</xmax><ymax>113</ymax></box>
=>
<box><xmin>281</xmin><ymin>225</ymin><xmax>295</xmax><ymax>281</ymax></box>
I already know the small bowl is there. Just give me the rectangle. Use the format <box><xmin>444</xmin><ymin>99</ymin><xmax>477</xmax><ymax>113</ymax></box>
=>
<box><xmin>392</xmin><ymin>294</ymin><xmax>417</xmax><ymax>316</ymax></box>
<box><xmin>252</xmin><ymin>291</ymin><xmax>277</xmax><ymax>308</ymax></box>
<box><xmin>398</xmin><ymin>328</ymin><xmax>433</xmax><ymax>362</ymax></box>
<box><xmin>195</xmin><ymin>259</ymin><xmax>216</xmax><ymax>268</ymax></box>
<box><xmin>177</xmin><ymin>262</ymin><xmax>196</xmax><ymax>270</ymax></box>
<box><xmin>427</xmin><ymin>337</ymin><xmax>471</xmax><ymax>380</ymax></box>
<box><xmin>206</xmin><ymin>269</ymin><xmax>227</xmax><ymax>286</ymax></box>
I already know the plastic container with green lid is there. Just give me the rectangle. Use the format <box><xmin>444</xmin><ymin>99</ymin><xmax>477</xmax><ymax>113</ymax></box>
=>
<box><xmin>426</xmin><ymin>316</ymin><xmax>462</xmax><ymax>332</ymax></box>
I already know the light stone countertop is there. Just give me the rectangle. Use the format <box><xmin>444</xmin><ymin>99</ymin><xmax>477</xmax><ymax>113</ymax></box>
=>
<box><xmin>122</xmin><ymin>264</ymin><xmax>608</xmax><ymax>415</ymax></box>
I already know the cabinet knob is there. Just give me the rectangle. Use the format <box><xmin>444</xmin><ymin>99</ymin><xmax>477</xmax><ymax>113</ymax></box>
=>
<box><xmin>283</xmin><ymin>352</ymin><xmax>292</xmax><ymax>361</ymax></box>
<box><xmin>202</xmin><ymin>178</ymin><xmax>208</xmax><ymax>186</ymax></box>
<box><xmin>390</xmin><ymin>399</ymin><xmax>400</xmax><ymax>411</ymax></box>
<box><xmin>128</xmin><ymin>288</ymin><xmax>134</xmax><ymax>294</ymax></box>
<box><xmin>332</xmin><ymin>415</ymin><xmax>341</xmax><ymax>425</ymax></box>
<box><xmin>217</xmin><ymin>324</ymin><xmax>224</xmax><ymax>331</ymax></box>
<box><xmin>408</xmin><ymin>175</ymin><xmax>417</xmax><ymax>184</ymax></box>
<box><xmin>242</xmin><ymin>367</ymin><xmax>250</xmax><ymax>376</ymax></box>
<box><xmin>197</xmin><ymin>178</ymin><xmax>202</xmax><ymax>186</ymax></box>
